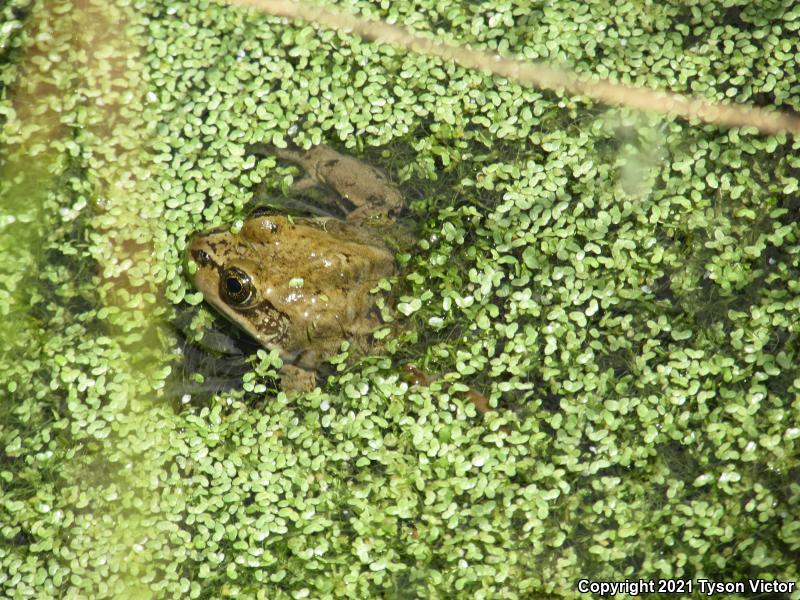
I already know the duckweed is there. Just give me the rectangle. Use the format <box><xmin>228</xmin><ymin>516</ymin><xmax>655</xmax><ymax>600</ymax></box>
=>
<box><xmin>1</xmin><ymin>0</ymin><xmax>799</xmax><ymax>598</ymax></box>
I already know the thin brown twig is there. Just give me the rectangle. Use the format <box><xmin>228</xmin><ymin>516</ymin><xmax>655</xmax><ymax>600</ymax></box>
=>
<box><xmin>228</xmin><ymin>0</ymin><xmax>800</xmax><ymax>137</ymax></box>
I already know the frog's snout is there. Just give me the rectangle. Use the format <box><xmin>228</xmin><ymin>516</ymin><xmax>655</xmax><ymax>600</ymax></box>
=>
<box><xmin>186</xmin><ymin>236</ymin><xmax>206</xmax><ymax>270</ymax></box>
<box><xmin>187</xmin><ymin>231</ymin><xmax>226</xmax><ymax>271</ymax></box>
<box><xmin>190</xmin><ymin>247</ymin><xmax>214</xmax><ymax>268</ymax></box>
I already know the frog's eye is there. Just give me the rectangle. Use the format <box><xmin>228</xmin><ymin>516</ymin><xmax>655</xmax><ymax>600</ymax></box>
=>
<box><xmin>220</xmin><ymin>267</ymin><xmax>255</xmax><ymax>306</ymax></box>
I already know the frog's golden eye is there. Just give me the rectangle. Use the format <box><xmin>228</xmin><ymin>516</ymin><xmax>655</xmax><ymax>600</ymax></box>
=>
<box><xmin>220</xmin><ymin>267</ymin><xmax>254</xmax><ymax>306</ymax></box>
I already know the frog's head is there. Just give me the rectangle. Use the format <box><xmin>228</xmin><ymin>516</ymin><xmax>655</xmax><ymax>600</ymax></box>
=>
<box><xmin>187</xmin><ymin>216</ymin><xmax>291</xmax><ymax>350</ymax></box>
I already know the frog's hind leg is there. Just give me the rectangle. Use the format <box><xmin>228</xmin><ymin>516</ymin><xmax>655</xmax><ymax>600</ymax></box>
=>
<box><xmin>345</xmin><ymin>191</ymin><xmax>403</xmax><ymax>225</ymax></box>
<box><xmin>273</xmin><ymin>146</ymin><xmax>322</xmax><ymax>177</ymax></box>
<box><xmin>287</xmin><ymin>175</ymin><xmax>322</xmax><ymax>194</ymax></box>
<box><xmin>248</xmin><ymin>142</ymin><xmax>302</xmax><ymax>161</ymax></box>
<box><xmin>250</xmin><ymin>145</ymin><xmax>344</xmax><ymax>217</ymax></box>
<box><xmin>248</xmin><ymin>143</ymin><xmax>321</xmax><ymax>191</ymax></box>
<box><xmin>265</xmin><ymin>145</ymin><xmax>349</xmax><ymax>213</ymax></box>
<box><xmin>247</xmin><ymin>143</ymin><xmax>316</xmax><ymax>183</ymax></box>
<box><xmin>286</xmin><ymin>177</ymin><xmax>353</xmax><ymax>219</ymax></box>
<box><xmin>250</xmin><ymin>143</ymin><xmax>339</xmax><ymax>187</ymax></box>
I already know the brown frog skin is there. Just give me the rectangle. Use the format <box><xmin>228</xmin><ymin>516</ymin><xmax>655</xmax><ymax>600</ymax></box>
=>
<box><xmin>188</xmin><ymin>144</ymin><xmax>401</xmax><ymax>391</ymax></box>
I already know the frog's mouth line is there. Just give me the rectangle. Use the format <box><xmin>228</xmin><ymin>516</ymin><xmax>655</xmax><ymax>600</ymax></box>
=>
<box><xmin>199</xmin><ymin>288</ymin><xmax>290</xmax><ymax>349</ymax></box>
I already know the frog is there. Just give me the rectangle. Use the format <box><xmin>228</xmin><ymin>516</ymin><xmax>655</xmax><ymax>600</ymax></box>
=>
<box><xmin>188</xmin><ymin>143</ymin><xmax>402</xmax><ymax>391</ymax></box>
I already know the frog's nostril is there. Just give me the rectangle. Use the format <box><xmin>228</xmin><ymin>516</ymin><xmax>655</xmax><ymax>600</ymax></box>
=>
<box><xmin>191</xmin><ymin>249</ymin><xmax>214</xmax><ymax>267</ymax></box>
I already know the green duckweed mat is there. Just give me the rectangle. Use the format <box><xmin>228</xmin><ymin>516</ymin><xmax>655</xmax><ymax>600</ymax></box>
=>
<box><xmin>1</xmin><ymin>0</ymin><xmax>799</xmax><ymax>598</ymax></box>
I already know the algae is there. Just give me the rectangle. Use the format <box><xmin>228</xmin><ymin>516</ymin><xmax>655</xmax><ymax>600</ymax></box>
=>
<box><xmin>1</xmin><ymin>0</ymin><xmax>799</xmax><ymax>598</ymax></box>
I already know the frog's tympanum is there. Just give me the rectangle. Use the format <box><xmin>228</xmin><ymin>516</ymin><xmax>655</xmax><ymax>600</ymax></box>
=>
<box><xmin>188</xmin><ymin>144</ymin><xmax>402</xmax><ymax>391</ymax></box>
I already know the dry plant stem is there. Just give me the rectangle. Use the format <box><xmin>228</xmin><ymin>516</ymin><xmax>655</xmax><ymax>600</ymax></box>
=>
<box><xmin>229</xmin><ymin>0</ymin><xmax>800</xmax><ymax>137</ymax></box>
